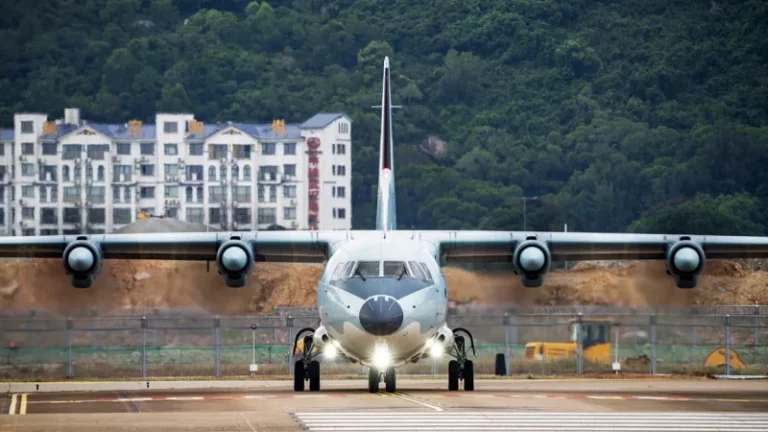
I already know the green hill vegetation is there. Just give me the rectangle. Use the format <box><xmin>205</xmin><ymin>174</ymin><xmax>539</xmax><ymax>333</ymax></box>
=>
<box><xmin>2</xmin><ymin>0</ymin><xmax>767</xmax><ymax>233</ymax></box>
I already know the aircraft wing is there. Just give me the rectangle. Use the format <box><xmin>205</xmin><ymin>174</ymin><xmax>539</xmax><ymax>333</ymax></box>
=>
<box><xmin>431</xmin><ymin>231</ymin><xmax>768</xmax><ymax>263</ymax></box>
<box><xmin>0</xmin><ymin>231</ymin><xmax>347</xmax><ymax>263</ymax></box>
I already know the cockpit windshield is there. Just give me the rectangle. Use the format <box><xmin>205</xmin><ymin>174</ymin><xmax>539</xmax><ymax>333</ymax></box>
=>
<box><xmin>355</xmin><ymin>261</ymin><xmax>380</xmax><ymax>277</ymax></box>
<box><xmin>383</xmin><ymin>261</ymin><xmax>408</xmax><ymax>277</ymax></box>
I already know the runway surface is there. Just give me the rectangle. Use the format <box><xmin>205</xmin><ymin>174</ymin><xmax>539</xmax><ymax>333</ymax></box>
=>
<box><xmin>0</xmin><ymin>378</ymin><xmax>766</xmax><ymax>431</ymax></box>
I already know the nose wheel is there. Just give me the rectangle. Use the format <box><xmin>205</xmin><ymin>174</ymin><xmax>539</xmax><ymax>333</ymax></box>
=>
<box><xmin>448</xmin><ymin>328</ymin><xmax>476</xmax><ymax>391</ymax></box>
<box><xmin>293</xmin><ymin>328</ymin><xmax>321</xmax><ymax>392</ymax></box>
<box><xmin>368</xmin><ymin>367</ymin><xmax>397</xmax><ymax>393</ymax></box>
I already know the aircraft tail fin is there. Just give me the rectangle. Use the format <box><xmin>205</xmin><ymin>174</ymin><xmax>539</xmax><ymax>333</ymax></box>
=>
<box><xmin>375</xmin><ymin>57</ymin><xmax>397</xmax><ymax>232</ymax></box>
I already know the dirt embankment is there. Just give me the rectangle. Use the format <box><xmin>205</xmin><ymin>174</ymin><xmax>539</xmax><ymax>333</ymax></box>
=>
<box><xmin>0</xmin><ymin>258</ymin><xmax>766</xmax><ymax>315</ymax></box>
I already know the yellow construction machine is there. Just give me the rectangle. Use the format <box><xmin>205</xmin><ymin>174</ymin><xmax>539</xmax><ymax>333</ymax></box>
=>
<box><xmin>524</xmin><ymin>318</ymin><xmax>615</xmax><ymax>363</ymax></box>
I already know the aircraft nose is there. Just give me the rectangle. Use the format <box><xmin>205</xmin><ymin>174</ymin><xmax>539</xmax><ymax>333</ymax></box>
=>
<box><xmin>359</xmin><ymin>296</ymin><xmax>404</xmax><ymax>336</ymax></box>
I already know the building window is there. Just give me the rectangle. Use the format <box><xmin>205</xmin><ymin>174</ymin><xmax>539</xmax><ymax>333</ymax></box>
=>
<box><xmin>141</xmin><ymin>164</ymin><xmax>155</xmax><ymax>176</ymax></box>
<box><xmin>189</xmin><ymin>143</ymin><xmax>203</xmax><ymax>156</ymax></box>
<box><xmin>196</xmin><ymin>186</ymin><xmax>203</xmax><ymax>202</ymax></box>
<box><xmin>140</xmin><ymin>143</ymin><xmax>155</xmax><ymax>155</ymax></box>
<box><xmin>269</xmin><ymin>185</ymin><xmax>276</xmax><ymax>202</ymax></box>
<box><xmin>22</xmin><ymin>185</ymin><xmax>34</xmax><ymax>197</ymax></box>
<box><xmin>165</xmin><ymin>186</ymin><xmax>178</xmax><ymax>197</ymax></box>
<box><xmin>284</xmin><ymin>207</ymin><xmax>296</xmax><ymax>220</ymax></box>
<box><xmin>235</xmin><ymin>145</ymin><xmax>251</xmax><ymax>159</ymax></box>
<box><xmin>185</xmin><ymin>187</ymin><xmax>193</xmax><ymax>203</ymax></box>
<box><xmin>243</xmin><ymin>165</ymin><xmax>251</xmax><ymax>181</ymax></box>
<box><xmin>258</xmin><ymin>208</ymin><xmax>276</xmax><ymax>225</ymax></box>
<box><xmin>22</xmin><ymin>142</ymin><xmax>34</xmax><ymax>155</ymax></box>
<box><xmin>39</xmin><ymin>186</ymin><xmax>47</xmax><ymax>203</ymax></box>
<box><xmin>234</xmin><ymin>208</ymin><xmax>250</xmax><ymax>225</ymax></box>
<box><xmin>21</xmin><ymin>164</ymin><xmax>34</xmax><ymax>176</ymax></box>
<box><xmin>336</xmin><ymin>144</ymin><xmax>346</xmax><ymax>155</ymax></box>
<box><xmin>114</xmin><ymin>165</ymin><xmax>132</xmax><ymax>182</ymax></box>
<box><xmin>233</xmin><ymin>186</ymin><xmax>251</xmax><ymax>203</ymax></box>
<box><xmin>62</xmin><ymin>165</ymin><xmax>70</xmax><ymax>181</ymax></box>
<box><xmin>258</xmin><ymin>185</ymin><xmax>265</xmax><ymax>202</ymax></box>
<box><xmin>50</xmin><ymin>187</ymin><xmax>58</xmax><ymax>203</ymax></box>
<box><xmin>86</xmin><ymin>164</ymin><xmax>93</xmax><ymax>180</ymax></box>
<box><xmin>64</xmin><ymin>208</ymin><xmax>81</xmax><ymax>223</ymax></box>
<box><xmin>117</xmin><ymin>143</ymin><xmax>131</xmax><ymax>155</ymax></box>
<box><xmin>208</xmin><ymin>186</ymin><xmax>225</xmax><ymax>203</ymax></box>
<box><xmin>333</xmin><ymin>186</ymin><xmax>346</xmax><ymax>198</ymax></box>
<box><xmin>220</xmin><ymin>165</ymin><xmax>227</xmax><ymax>180</ymax></box>
<box><xmin>333</xmin><ymin>165</ymin><xmax>346</xmax><ymax>176</ymax></box>
<box><xmin>333</xmin><ymin>208</ymin><xmax>347</xmax><ymax>219</ymax></box>
<box><xmin>262</xmin><ymin>143</ymin><xmax>276</xmax><ymax>155</ymax></box>
<box><xmin>97</xmin><ymin>166</ymin><xmax>105</xmax><ymax>181</ymax></box>
<box><xmin>338</xmin><ymin>122</ymin><xmax>349</xmax><ymax>134</ymax></box>
<box><xmin>0</xmin><ymin>143</ymin><xmax>4</xmax><ymax>156</ymax></box>
<box><xmin>211</xmin><ymin>144</ymin><xmax>227</xmax><ymax>159</ymax></box>
<box><xmin>283</xmin><ymin>185</ymin><xmax>297</xmax><ymax>198</ymax></box>
<box><xmin>283</xmin><ymin>164</ymin><xmax>296</xmax><ymax>177</ymax></box>
<box><xmin>87</xmin><ymin>144</ymin><xmax>108</xmax><ymax>160</ymax></box>
<box><xmin>140</xmin><ymin>187</ymin><xmax>155</xmax><ymax>198</ymax></box>
<box><xmin>40</xmin><ymin>165</ymin><xmax>57</xmax><ymax>182</ymax></box>
<box><xmin>22</xmin><ymin>207</ymin><xmax>34</xmax><ymax>220</ymax></box>
<box><xmin>165</xmin><ymin>164</ymin><xmax>179</xmax><ymax>177</ymax></box>
<box><xmin>21</xmin><ymin>121</ymin><xmax>33</xmax><ymax>134</ymax></box>
<box><xmin>259</xmin><ymin>166</ymin><xmax>278</xmax><ymax>181</ymax></box>
<box><xmin>88</xmin><ymin>208</ymin><xmax>106</xmax><ymax>224</ymax></box>
<box><xmin>41</xmin><ymin>208</ymin><xmax>57</xmax><ymax>225</ymax></box>
<box><xmin>0</xmin><ymin>208</ymin><xmax>4</xmax><ymax>224</ymax></box>
<box><xmin>113</xmin><ymin>186</ymin><xmax>120</xmax><ymax>203</ymax></box>
<box><xmin>113</xmin><ymin>208</ymin><xmax>131</xmax><ymax>224</ymax></box>
<box><xmin>186</xmin><ymin>208</ymin><xmax>203</xmax><ymax>224</ymax></box>
<box><xmin>62</xmin><ymin>144</ymin><xmax>82</xmax><ymax>160</ymax></box>
<box><xmin>41</xmin><ymin>143</ymin><xmax>57</xmax><ymax>155</ymax></box>
<box><xmin>186</xmin><ymin>165</ymin><xmax>203</xmax><ymax>181</ymax></box>
<box><xmin>0</xmin><ymin>186</ymin><xmax>3</xmax><ymax>203</ymax></box>
<box><xmin>209</xmin><ymin>208</ymin><xmax>221</xmax><ymax>224</ymax></box>
<box><xmin>232</xmin><ymin>165</ymin><xmax>239</xmax><ymax>180</ymax></box>
<box><xmin>87</xmin><ymin>186</ymin><xmax>105</xmax><ymax>204</ymax></box>
<box><xmin>284</xmin><ymin>142</ymin><xmax>296</xmax><ymax>155</ymax></box>
<box><xmin>124</xmin><ymin>187</ymin><xmax>131</xmax><ymax>202</ymax></box>
<box><xmin>164</xmin><ymin>144</ymin><xmax>178</xmax><ymax>155</ymax></box>
<box><xmin>164</xmin><ymin>122</ymin><xmax>178</xmax><ymax>133</ymax></box>
<box><xmin>208</xmin><ymin>166</ymin><xmax>216</xmax><ymax>180</ymax></box>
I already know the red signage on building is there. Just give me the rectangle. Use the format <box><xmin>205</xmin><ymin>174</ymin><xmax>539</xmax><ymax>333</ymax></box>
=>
<box><xmin>307</xmin><ymin>137</ymin><xmax>321</xmax><ymax>229</ymax></box>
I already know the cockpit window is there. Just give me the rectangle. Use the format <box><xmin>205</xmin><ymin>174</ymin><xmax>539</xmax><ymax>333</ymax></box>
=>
<box><xmin>356</xmin><ymin>261</ymin><xmax>380</xmax><ymax>277</ymax></box>
<box><xmin>329</xmin><ymin>262</ymin><xmax>346</xmax><ymax>284</ymax></box>
<box><xmin>419</xmin><ymin>262</ymin><xmax>433</xmax><ymax>281</ymax></box>
<box><xmin>383</xmin><ymin>261</ymin><xmax>409</xmax><ymax>277</ymax></box>
<box><xmin>409</xmin><ymin>261</ymin><xmax>425</xmax><ymax>279</ymax></box>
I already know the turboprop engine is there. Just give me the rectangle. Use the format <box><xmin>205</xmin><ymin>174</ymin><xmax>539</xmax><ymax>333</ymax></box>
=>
<box><xmin>62</xmin><ymin>239</ymin><xmax>103</xmax><ymax>288</ymax></box>
<box><xmin>666</xmin><ymin>240</ymin><xmax>705</xmax><ymax>289</ymax></box>
<box><xmin>216</xmin><ymin>238</ymin><xmax>254</xmax><ymax>288</ymax></box>
<box><xmin>512</xmin><ymin>239</ymin><xmax>551</xmax><ymax>287</ymax></box>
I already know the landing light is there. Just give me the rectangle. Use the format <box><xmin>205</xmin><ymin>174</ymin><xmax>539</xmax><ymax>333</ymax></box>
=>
<box><xmin>323</xmin><ymin>343</ymin><xmax>337</xmax><ymax>360</ymax></box>
<box><xmin>373</xmin><ymin>344</ymin><xmax>391</xmax><ymax>369</ymax></box>
<box><xmin>429</xmin><ymin>343</ymin><xmax>444</xmax><ymax>359</ymax></box>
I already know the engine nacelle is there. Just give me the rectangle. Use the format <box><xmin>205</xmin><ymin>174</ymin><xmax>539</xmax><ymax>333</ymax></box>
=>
<box><xmin>62</xmin><ymin>240</ymin><xmax>103</xmax><ymax>288</ymax></box>
<box><xmin>666</xmin><ymin>240</ymin><xmax>705</xmax><ymax>289</ymax></box>
<box><xmin>513</xmin><ymin>240</ymin><xmax>551</xmax><ymax>287</ymax></box>
<box><xmin>216</xmin><ymin>239</ymin><xmax>254</xmax><ymax>288</ymax></box>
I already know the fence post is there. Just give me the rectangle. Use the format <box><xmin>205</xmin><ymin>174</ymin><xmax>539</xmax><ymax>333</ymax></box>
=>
<box><xmin>576</xmin><ymin>313</ymin><xmax>583</xmax><ymax>374</ymax></box>
<box><xmin>287</xmin><ymin>316</ymin><xmax>294</xmax><ymax>375</ymax></box>
<box><xmin>724</xmin><ymin>314</ymin><xmax>731</xmax><ymax>377</ymax></box>
<box><xmin>66</xmin><ymin>317</ymin><xmax>73</xmax><ymax>379</ymax></box>
<box><xmin>214</xmin><ymin>316</ymin><xmax>221</xmax><ymax>378</ymax></box>
<box><xmin>754</xmin><ymin>306</ymin><xmax>760</xmax><ymax>352</ymax></box>
<box><xmin>141</xmin><ymin>316</ymin><xmax>147</xmax><ymax>378</ymax></box>
<box><xmin>650</xmin><ymin>314</ymin><xmax>657</xmax><ymax>375</ymax></box>
<box><xmin>503</xmin><ymin>313</ymin><xmax>511</xmax><ymax>368</ymax></box>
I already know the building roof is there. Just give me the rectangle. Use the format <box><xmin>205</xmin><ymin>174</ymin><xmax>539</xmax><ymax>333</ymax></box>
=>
<box><xmin>0</xmin><ymin>129</ymin><xmax>13</xmax><ymax>141</ymax></box>
<box><xmin>89</xmin><ymin>123</ymin><xmax>157</xmax><ymax>140</ymax></box>
<box><xmin>300</xmin><ymin>113</ymin><xmax>349</xmax><ymax>129</ymax></box>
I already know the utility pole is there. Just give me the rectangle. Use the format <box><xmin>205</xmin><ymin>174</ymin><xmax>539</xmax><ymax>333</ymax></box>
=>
<box><xmin>517</xmin><ymin>196</ymin><xmax>539</xmax><ymax>232</ymax></box>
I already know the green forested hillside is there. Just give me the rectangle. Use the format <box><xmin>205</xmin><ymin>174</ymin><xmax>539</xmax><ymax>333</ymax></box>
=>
<box><xmin>1</xmin><ymin>0</ymin><xmax>767</xmax><ymax>233</ymax></box>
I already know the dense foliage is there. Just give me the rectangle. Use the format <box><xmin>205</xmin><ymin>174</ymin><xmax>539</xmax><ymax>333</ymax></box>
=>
<box><xmin>2</xmin><ymin>0</ymin><xmax>768</xmax><ymax>234</ymax></box>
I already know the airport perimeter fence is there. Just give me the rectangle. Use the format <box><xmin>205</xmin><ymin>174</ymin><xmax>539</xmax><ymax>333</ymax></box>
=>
<box><xmin>0</xmin><ymin>306</ymin><xmax>766</xmax><ymax>380</ymax></box>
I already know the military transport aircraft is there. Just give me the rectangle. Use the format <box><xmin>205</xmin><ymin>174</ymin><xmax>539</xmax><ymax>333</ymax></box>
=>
<box><xmin>3</xmin><ymin>57</ymin><xmax>768</xmax><ymax>393</ymax></box>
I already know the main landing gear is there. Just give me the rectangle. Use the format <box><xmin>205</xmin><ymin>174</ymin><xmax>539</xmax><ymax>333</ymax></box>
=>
<box><xmin>368</xmin><ymin>366</ymin><xmax>396</xmax><ymax>393</ymax></box>
<box><xmin>448</xmin><ymin>328</ymin><xmax>476</xmax><ymax>391</ymax></box>
<box><xmin>293</xmin><ymin>328</ymin><xmax>321</xmax><ymax>392</ymax></box>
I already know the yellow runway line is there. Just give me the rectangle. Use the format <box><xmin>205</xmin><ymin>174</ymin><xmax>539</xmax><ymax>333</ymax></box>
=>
<box><xmin>8</xmin><ymin>394</ymin><xmax>17</xmax><ymax>415</ymax></box>
<box><xmin>19</xmin><ymin>394</ymin><xmax>27</xmax><ymax>415</ymax></box>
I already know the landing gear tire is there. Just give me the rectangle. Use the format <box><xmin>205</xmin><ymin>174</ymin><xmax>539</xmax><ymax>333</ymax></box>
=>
<box><xmin>309</xmin><ymin>360</ymin><xmax>321</xmax><ymax>392</ymax></box>
<box><xmin>464</xmin><ymin>360</ymin><xmax>474</xmax><ymax>391</ymax></box>
<box><xmin>368</xmin><ymin>367</ymin><xmax>379</xmax><ymax>393</ymax></box>
<box><xmin>384</xmin><ymin>367</ymin><xmax>396</xmax><ymax>393</ymax></box>
<box><xmin>294</xmin><ymin>360</ymin><xmax>305</xmax><ymax>392</ymax></box>
<box><xmin>448</xmin><ymin>360</ymin><xmax>459</xmax><ymax>391</ymax></box>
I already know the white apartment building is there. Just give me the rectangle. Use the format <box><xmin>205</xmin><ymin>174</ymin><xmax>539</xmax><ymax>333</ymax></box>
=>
<box><xmin>0</xmin><ymin>109</ymin><xmax>352</xmax><ymax>236</ymax></box>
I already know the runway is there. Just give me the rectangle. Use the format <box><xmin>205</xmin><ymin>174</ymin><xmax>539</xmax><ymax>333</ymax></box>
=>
<box><xmin>0</xmin><ymin>379</ymin><xmax>766</xmax><ymax>431</ymax></box>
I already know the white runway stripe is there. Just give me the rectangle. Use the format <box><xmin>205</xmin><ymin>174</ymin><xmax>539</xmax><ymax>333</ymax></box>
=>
<box><xmin>295</xmin><ymin>412</ymin><xmax>768</xmax><ymax>431</ymax></box>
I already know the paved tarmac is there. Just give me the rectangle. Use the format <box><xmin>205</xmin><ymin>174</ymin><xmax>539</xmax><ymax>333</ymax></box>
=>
<box><xmin>0</xmin><ymin>379</ymin><xmax>766</xmax><ymax>431</ymax></box>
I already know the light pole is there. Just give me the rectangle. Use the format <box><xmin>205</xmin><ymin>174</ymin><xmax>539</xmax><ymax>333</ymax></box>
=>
<box><xmin>516</xmin><ymin>196</ymin><xmax>539</xmax><ymax>232</ymax></box>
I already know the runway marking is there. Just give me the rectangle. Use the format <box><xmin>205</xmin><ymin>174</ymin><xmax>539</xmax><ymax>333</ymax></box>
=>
<box><xmin>294</xmin><ymin>412</ymin><xmax>768</xmax><ymax>431</ymax></box>
<box><xmin>7</xmin><ymin>394</ymin><xmax>16</xmax><ymax>415</ymax></box>
<box><xmin>19</xmin><ymin>394</ymin><xmax>27</xmax><ymax>415</ymax></box>
<box><xmin>390</xmin><ymin>392</ymin><xmax>443</xmax><ymax>412</ymax></box>
<box><xmin>240</xmin><ymin>412</ymin><xmax>257</xmax><ymax>432</ymax></box>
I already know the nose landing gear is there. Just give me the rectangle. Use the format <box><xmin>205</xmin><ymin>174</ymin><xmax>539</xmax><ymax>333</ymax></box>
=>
<box><xmin>448</xmin><ymin>328</ymin><xmax>476</xmax><ymax>391</ymax></box>
<box><xmin>368</xmin><ymin>367</ymin><xmax>396</xmax><ymax>393</ymax></box>
<box><xmin>293</xmin><ymin>328</ymin><xmax>321</xmax><ymax>392</ymax></box>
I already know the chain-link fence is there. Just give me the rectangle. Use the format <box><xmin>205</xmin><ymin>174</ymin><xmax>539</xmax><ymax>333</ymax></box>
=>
<box><xmin>0</xmin><ymin>306</ymin><xmax>765</xmax><ymax>380</ymax></box>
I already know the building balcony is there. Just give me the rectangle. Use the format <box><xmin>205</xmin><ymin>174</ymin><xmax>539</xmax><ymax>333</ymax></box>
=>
<box><xmin>258</xmin><ymin>174</ymin><xmax>282</xmax><ymax>184</ymax></box>
<box><xmin>181</xmin><ymin>174</ymin><xmax>204</xmax><ymax>184</ymax></box>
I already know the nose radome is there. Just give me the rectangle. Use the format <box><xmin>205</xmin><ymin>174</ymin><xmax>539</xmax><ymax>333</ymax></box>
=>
<box><xmin>359</xmin><ymin>296</ymin><xmax>404</xmax><ymax>336</ymax></box>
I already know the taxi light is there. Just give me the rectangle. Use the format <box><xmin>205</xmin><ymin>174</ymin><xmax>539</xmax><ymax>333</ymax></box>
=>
<box><xmin>324</xmin><ymin>343</ymin><xmax>338</xmax><ymax>360</ymax></box>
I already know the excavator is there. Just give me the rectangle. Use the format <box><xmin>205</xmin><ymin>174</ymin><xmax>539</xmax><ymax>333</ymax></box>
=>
<box><xmin>524</xmin><ymin>318</ymin><xmax>747</xmax><ymax>370</ymax></box>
